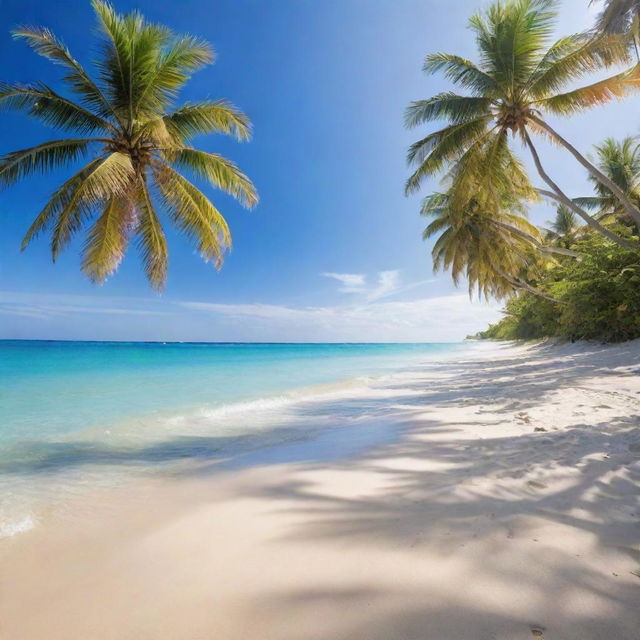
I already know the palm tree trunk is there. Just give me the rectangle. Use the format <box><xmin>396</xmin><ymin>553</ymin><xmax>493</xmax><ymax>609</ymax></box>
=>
<box><xmin>522</xmin><ymin>129</ymin><xmax>638</xmax><ymax>250</ymax></box>
<box><xmin>529</xmin><ymin>115</ymin><xmax>640</xmax><ymax>229</ymax></box>
<box><xmin>489</xmin><ymin>219</ymin><xmax>580</xmax><ymax>258</ymax></box>
<box><xmin>537</xmin><ymin>188</ymin><xmax>638</xmax><ymax>249</ymax></box>
<box><xmin>493</xmin><ymin>266</ymin><xmax>566</xmax><ymax>305</ymax></box>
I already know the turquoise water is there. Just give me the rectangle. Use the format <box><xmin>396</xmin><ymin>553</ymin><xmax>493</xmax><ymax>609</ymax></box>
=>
<box><xmin>0</xmin><ymin>340</ymin><xmax>468</xmax><ymax>535</ymax></box>
<box><xmin>0</xmin><ymin>341</ymin><xmax>461</xmax><ymax>444</ymax></box>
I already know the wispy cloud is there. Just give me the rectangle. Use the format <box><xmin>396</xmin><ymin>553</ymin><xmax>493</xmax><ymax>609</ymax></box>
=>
<box><xmin>365</xmin><ymin>270</ymin><xmax>400</xmax><ymax>301</ymax></box>
<box><xmin>321</xmin><ymin>272</ymin><xmax>367</xmax><ymax>293</ymax></box>
<box><xmin>322</xmin><ymin>269</ymin><xmax>433</xmax><ymax>302</ymax></box>
<box><xmin>181</xmin><ymin>294</ymin><xmax>501</xmax><ymax>342</ymax></box>
<box><xmin>0</xmin><ymin>290</ymin><xmax>501</xmax><ymax>342</ymax></box>
<box><xmin>0</xmin><ymin>291</ymin><xmax>171</xmax><ymax>319</ymax></box>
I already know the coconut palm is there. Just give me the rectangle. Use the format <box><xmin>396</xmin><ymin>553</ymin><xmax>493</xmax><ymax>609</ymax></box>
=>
<box><xmin>548</xmin><ymin>204</ymin><xmax>580</xmax><ymax>235</ymax></box>
<box><xmin>0</xmin><ymin>1</ymin><xmax>257</xmax><ymax>289</ymax></box>
<box><xmin>543</xmin><ymin>204</ymin><xmax>582</xmax><ymax>248</ymax></box>
<box><xmin>405</xmin><ymin>0</ymin><xmax>640</xmax><ymax>250</ymax></box>
<box><xmin>422</xmin><ymin>191</ymin><xmax>563</xmax><ymax>303</ymax></box>
<box><xmin>575</xmin><ymin>137</ymin><xmax>640</xmax><ymax>223</ymax></box>
<box><xmin>421</xmin><ymin>142</ymin><xmax>569</xmax><ymax>302</ymax></box>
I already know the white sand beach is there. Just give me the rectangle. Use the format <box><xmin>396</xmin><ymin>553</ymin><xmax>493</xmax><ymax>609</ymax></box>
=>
<box><xmin>1</xmin><ymin>340</ymin><xmax>639</xmax><ymax>640</ymax></box>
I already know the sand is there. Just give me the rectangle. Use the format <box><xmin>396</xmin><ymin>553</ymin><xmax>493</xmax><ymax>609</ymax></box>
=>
<box><xmin>1</xmin><ymin>340</ymin><xmax>639</xmax><ymax>640</ymax></box>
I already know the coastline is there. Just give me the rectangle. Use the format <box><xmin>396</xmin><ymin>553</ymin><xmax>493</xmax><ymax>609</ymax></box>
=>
<box><xmin>1</xmin><ymin>340</ymin><xmax>639</xmax><ymax>639</ymax></box>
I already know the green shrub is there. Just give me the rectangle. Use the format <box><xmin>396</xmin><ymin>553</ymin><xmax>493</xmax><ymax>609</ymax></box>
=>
<box><xmin>480</xmin><ymin>229</ymin><xmax>640</xmax><ymax>342</ymax></box>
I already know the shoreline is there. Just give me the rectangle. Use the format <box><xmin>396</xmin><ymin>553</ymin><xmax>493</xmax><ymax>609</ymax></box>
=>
<box><xmin>2</xmin><ymin>340</ymin><xmax>639</xmax><ymax>639</ymax></box>
<box><xmin>0</xmin><ymin>341</ymin><xmax>485</xmax><ymax>537</ymax></box>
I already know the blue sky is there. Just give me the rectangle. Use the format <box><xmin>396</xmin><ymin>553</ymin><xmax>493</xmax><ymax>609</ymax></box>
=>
<box><xmin>1</xmin><ymin>0</ymin><xmax>638</xmax><ymax>341</ymax></box>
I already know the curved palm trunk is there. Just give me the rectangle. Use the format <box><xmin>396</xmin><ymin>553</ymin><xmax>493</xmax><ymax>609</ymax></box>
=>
<box><xmin>493</xmin><ymin>266</ymin><xmax>566</xmax><ymax>305</ymax></box>
<box><xmin>530</xmin><ymin>115</ymin><xmax>640</xmax><ymax>230</ymax></box>
<box><xmin>522</xmin><ymin>129</ymin><xmax>638</xmax><ymax>250</ymax></box>
<box><xmin>489</xmin><ymin>219</ymin><xmax>580</xmax><ymax>258</ymax></box>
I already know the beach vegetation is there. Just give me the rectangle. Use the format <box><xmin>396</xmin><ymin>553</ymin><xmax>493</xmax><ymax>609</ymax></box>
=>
<box><xmin>407</xmin><ymin>0</ymin><xmax>640</xmax><ymax>341</ymax></box>
<box><xmin>478</xmin><ymin>228</ymin><xmax>640</xmax><ymax>341</ymax></box>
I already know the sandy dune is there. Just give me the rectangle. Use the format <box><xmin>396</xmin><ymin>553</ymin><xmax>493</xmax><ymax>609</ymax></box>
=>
<box><xmin>1</xmin><ymin>341</ymin><xmax>639</xmax><ymax>639</ymax></box>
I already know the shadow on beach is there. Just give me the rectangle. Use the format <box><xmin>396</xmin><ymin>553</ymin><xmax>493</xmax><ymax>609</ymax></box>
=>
<box><xmin>1</xmin><ymin>341</ymin><xmax>639</xmax><ymax>639</ymax></box>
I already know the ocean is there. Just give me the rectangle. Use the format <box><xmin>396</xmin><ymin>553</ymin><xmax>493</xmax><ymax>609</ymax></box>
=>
<box><xmin>0</xmin><ymin>340</ymin><xmax>469</xmax><ymax>536</ymax></box>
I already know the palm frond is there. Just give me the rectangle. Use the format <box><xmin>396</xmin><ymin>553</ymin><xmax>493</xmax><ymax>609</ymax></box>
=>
<box><xmin>51</xmin><ymin>151</ymin><xmax>135</xmax><ymax>257</ymax></box>
<box><xmin>0</xmin><ymin>82</ymin><xmax>114</xmax><ymax>133</ymax></box>
<box><xmin>404</xmin><ymin>93</ymin><xmax>492</xmax><ymax>127</ymax></box>
<box><xmin>572</xmin><ymin>196</ymin><xmax>606</xmax><ymax>210</ymax></box>
<box><xmin>528</xmin><ymin>33</ymin><xmax>631</xmax><ymax>98</ymax></box>
<box><xmin>12</xmin><ymin>25</ymin><xmax>118</xmax><ymax>123</ymax></box>
<box><xmin>590</xmin><ymin>0</ymin><xmax>640</xmax><ymax>34</ymax></box>
<box><xmin>405</xmin><ymin>117</ymin><xmax>491</xmax><ymax>193</ymax></box>
<box><xmin>167</xmin><ymin>148</ymin><xmax>258</xmax><ymax>208</ymax></box>
<box><xmin>0</xmin><ymin>138</ymin><xmax>96</xmax><ymax>188</ymax></box>
<box><xmin>153</xmin><ymin>162</ymin><xmax>231</xmax><ymax>267</ymax></box>
<box><xmin>420</xmin><ymin>192</ymin><xmax>450</xmax><ymax>217</ymax></box>
<box><xmin>541</xmin><ymin>63</ymin><xmax>640</xmax><ymax>114</ymax></box>
<box><xmin>81</xmin><ymin>197</ymin><xmax>132</xmax><ymax>283</ymax></box>
<box><xmin>21</xmin><ymin>157</ymin><xmax>105</xmax><ymax>249</ymax></box>
<box><xmin>422</xmin><ymin>53</ymin><xmax>498</xmax><ymax>94</ymax></box>
<box><xmin>164</xmin><ymin>100</ymin><xmax>251</xmax><ymax>142</ymax></box>
<box><xmin>469</xmin><ymin>0</ymin><xmax>556</xmax><ymax>95</ymax></box>
<box><xmin>136</xmin><ymin>180</ymin><xmax>168</xmax><ymax>290</ymax></box>
<box><xmin>134</xmin><ymin>36</ymin><xmax>214</xmax><ymax>118</ymax></box>
<box><xmin>92</xmin><ymin>0</ymin><xmax>174</xmax><ymax>123</ymax></box>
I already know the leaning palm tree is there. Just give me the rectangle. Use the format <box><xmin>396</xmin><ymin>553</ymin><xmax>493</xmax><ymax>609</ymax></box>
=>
<box><xmin>0</xmin><ymin>1</ymin><xmax>257</xmax><ymax>289</ymax></box>
<box><xmin>405</xmin><ymin>0</ymin><xmax>640</xmax><ymax>250</ymax></box>
<box><xmin>421</xmin><ymin>143</ymin><xmax>568</xmax><ymax>302</ymax></box>
<box><xmin>422</xmin><ymin>191</ymin><xmax>562</xmax><ymax>303</ymax></box>
<box><xmin>575</xmin><ymin>136</ymin><xmax>640</xmax><ymax>223</ymax></box>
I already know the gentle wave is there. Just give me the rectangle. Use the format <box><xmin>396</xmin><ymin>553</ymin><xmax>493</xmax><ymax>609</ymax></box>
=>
<box><xmin>0</xmin><ymin>341</ymin><xmax>481</xmax><ymax>537</ymax></box>
<box><xmin>0</xmin><ymin>513</ymin><xmax>37</xmax><ymax>538</ymax></box>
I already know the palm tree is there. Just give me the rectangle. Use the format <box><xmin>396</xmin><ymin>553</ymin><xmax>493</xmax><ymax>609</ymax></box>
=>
<box><xmin>421</xmin><ymin>142</ymin><xmax>569</xmax><ymax>302</ymax></box>
<box><xmin>543</xmin><ymin>204</ymin><xmax>582</xmax><ymax>247</ymax></box>
<box><xmin>0</xmin><ymin>1</ymin><xmax>257</xmax><ymax>289</ymax></box>
<box><xmin>575</xmin><ymin>136</ymin><xmax>640</xmax><ymax>222</ymax></box>
<box><xmin>422</xmin><ymin>191</ymin><xmax>563</xmax><ymax>303</ymax></box>
<box><xmin>590</xmin><ymin>0</ymin><xmax>640</xmax><ymax>58</ymax></box>
<box><xmin>405</xmin><ymin>0</ymin><xmax>640</xmax><ymax>250</ymax></box>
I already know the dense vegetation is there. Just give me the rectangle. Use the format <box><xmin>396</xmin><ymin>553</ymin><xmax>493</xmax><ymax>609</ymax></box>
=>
<box><xmin>478</xmin><ymin>229</ymin><xmax>640</xmax><ymax>342</ymax></box>
<box><xmin>406</xmin><ymin>0</ymin><xmax>640</xmax><ymax>343</ymax></box>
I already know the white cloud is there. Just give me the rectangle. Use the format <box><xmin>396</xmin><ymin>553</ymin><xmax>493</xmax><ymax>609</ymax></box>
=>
<box><xmin>181</xmin><ymin>294</ymin><xmax>502</xmax><ymax>342</ymax></box>
<box><xmin>366</xmin><ymin>270</ymin><xmax>401</xmax><ymax>301</ymax></box>
<box><xmin>321</xmin><ymin>272</ymin><xmax>367</xmax><ymax>293</ymax></box>
<box><xmin>0</xmin><ymin>290</ymin><xmax>503</xmax><ymax>342</ymax></box>
<box><xmin>322</xmin><ymin>269</ymin><xmax>434</xmax><ymax>302</ymax></box>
